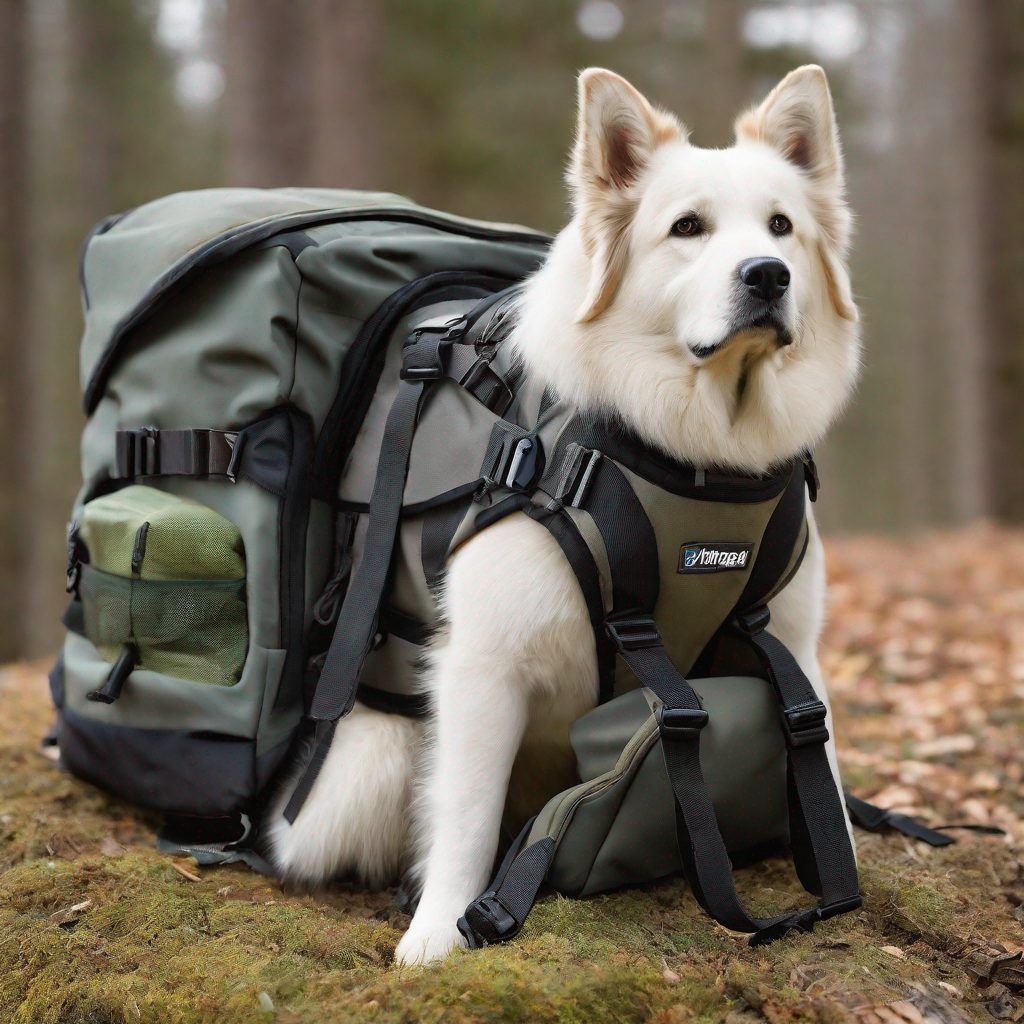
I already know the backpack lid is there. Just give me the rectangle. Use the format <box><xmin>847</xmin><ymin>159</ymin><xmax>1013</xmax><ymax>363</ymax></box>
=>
<box><xmin>79</xmin><ymin>188</ymin><xmax>550</xmax><ymax>413</ymax></box>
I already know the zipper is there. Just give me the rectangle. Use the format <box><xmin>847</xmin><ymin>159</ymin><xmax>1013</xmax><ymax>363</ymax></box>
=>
<box><xmin>84</xmin><ymin>207</ymin><xmax>549</xmax><ymax>414</ymax></box>
<box><xmin>546</xmin><ymin>716</ymin><xmax>661</xmax><ymax>846</ymax></box>
<box><xmin>312</xmin><ymin>270</ymin><xmax>519</xmax><ymax>498</ymax></box>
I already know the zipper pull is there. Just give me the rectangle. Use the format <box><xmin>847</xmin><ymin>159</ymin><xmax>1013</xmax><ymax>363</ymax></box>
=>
<box><xmin>312</xmin><ymin>514</ymin><xmax>356</xmax><ymax>627</ymax></box>
<box><xmin>87</xmin><ymin>642</ymin><xmax>138</xmax><ymax>704</ymax></box>
<box><xmin>131</xmin><ymin>522</ymin><xmax>150</xmax><ymax>576</ymax></box>
<box><xmin>66</xmin><ymin>516</ymin><xmax>84</xmax><ymax>593</ymax></box>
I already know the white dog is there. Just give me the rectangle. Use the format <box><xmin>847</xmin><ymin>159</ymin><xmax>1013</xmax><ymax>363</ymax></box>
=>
<box><xmin>269</xmin><ymin>64</ymin><xmax>860</xmax><ymax>965</ymax></box>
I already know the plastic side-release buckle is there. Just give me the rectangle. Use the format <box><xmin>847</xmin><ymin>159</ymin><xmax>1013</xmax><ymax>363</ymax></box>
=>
<box><xmin>749</xmin><ymin>893</ymin><xmax>861</xmax><ymax>946</ymax></box>
<box><xmin>782</xmin><ymin>700</ymin><xmax>830</xmax><ymax>748</ymax></box>
<box><xmin>457</xmin><ymin>893</ymin><xmax>519</xmax><ymax>948</ymax></box>
<box><xmin>657</xmin><ymin>705</ymin><xmax>710</xmax><ymax>742</ymax></box>
<box><xmin>604</xmin><ymin>615</ymin><xmax>661</xmax><ymax>653</ymax></box>
<box><xmin>116</xmin><ymin>426</ymin><xmax>159</xmax><ymax>478</ymax></box>
<box><xmin>734</xmin><ymin>606</ymin><xmax>771</xmax><ymax>635</ymax></box>
<box><xmin>400</xmin><ymin>334</ymin><xmax>451</xmax><ymax>381</ymax></box>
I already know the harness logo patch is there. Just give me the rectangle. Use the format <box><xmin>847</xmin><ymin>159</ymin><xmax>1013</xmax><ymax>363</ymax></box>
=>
<box><xmin>678</xmin><ymin>542</ymin><xmax>754</xmax><ymax>574</ymax></box>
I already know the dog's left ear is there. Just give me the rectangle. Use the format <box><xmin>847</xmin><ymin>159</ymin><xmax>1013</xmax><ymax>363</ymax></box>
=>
<box><xmin>735</xmin><ymin>65</ymin><xmax>843</xmax><ymax>192</ymax></box>
<box><xmin>570</xmin><ymin>69</ymin><xmax>683</xmax><ymax>322</ymax></box>
<box><xmin>737</xmin><ymin>65</ymin><xmax>857</xmax><ymax>321</ymax></box>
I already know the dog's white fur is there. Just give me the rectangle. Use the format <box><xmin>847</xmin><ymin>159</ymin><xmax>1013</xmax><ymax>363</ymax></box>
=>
<box><xmin>267</xmin><ymin>65</ymin><xmax>861</xmax><ymax>965</ymax></box>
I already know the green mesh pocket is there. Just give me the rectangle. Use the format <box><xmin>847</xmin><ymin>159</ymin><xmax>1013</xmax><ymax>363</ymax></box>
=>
<box><xmin>76</xmin><ymin>486</ymin><xmax>248</xmax><ymax>686</ymax></box>
<box><xmin>80</xmin><ymin>567</ymin><xmax>247</xmax><ymax>686</ymax></box>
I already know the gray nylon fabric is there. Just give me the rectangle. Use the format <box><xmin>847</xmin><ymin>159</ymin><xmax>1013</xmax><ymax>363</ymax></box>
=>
<box><xmin>532</xmin><ymin>679</ymin><xmax>789</xmax><ymax>897</ymax></box>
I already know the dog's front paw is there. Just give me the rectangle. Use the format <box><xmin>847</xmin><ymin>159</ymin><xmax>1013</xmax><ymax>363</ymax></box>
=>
<box><xmin>394</xmin><ymin>918</ymin><xmax>468</xmax><ymax>966</ymax></box>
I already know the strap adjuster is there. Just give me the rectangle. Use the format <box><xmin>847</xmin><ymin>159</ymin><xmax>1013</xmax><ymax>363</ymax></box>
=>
<box><xmin>554</xmin><ymin>444</ymin><xmax>603</xmax><ymax>508</ymax></box>
<box><xmin>605</xmin><ymin>615</ymin><xmax>661</xmax><ymax>653</ymax></box>
<box><xmin>117</xmin><ymin>426</ymin><xmax>159</xmax><ymax>477</ymax></box>
<box><xmin>735</xmin><ymin>606</ymin><xmax>771</xmax><ymax>635</ymax></box>
<box><xmin>457</xmin><ymin>893</ymin><xmax>519</xmax><ymax>948</ymax></box>
<box><xmin>782</xmin><ymin>700</ymin><xmax>829</xmax><ymax>748</ymax></box>
<box><xmin>658</xmin><ymin>705</ymin><xmax>709</xmax><ymax>742</ymax></box>
<box><xmin>401</xmin><ymin>335</ymin><xmax>450</xmax><ymax>381</ymax></box>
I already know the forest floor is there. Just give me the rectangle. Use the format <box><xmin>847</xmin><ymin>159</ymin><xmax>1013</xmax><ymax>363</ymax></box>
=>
<box><xmin>1</xmin><ymin>525</ymin><xmax>1022</xmax><ymax>1024</ymax></box>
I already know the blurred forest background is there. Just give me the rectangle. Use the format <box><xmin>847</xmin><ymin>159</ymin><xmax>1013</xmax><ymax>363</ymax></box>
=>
<box><xmin>0</xmin><ymin>0</ymin><xmax>1021</xmax><ymax>661</ymax></box>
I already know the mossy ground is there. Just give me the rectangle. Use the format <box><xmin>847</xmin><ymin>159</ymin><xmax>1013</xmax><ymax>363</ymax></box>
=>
<box><xmin>2</xmin><ymin>529</ymin><xmax>1022</xmax><ymax>1023</ymax></box>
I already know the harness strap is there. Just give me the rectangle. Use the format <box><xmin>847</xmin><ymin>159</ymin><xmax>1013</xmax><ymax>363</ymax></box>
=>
<box><xmin>283</xmin><ymin>372</ymin><xmax>428</xmax><ymax>823</ymax></box>
<box><xmin>523</xmin><ymin>504</ymin><xmax>616</xmax><ymax>704</ymax></box>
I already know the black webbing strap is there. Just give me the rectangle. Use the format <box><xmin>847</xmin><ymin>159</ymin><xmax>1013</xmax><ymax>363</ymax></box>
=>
<box><xmin>523</xmin><ymin>504</ymin><xmax>616</xmax><ymax>704</ymax></box>
<box><xmin>843</xmin><ymin>792</ymin><xmax>1003</xmax><ymax>844</ymax></box>
<box><xmin>458</xmin><ymin>817</ymin><xmax>556</xmax><ymax>947</ymax></box>
<box><xmin>283</xmin><ymin>376</ymin><xmax>427</xmax><ymax>823</ymax></box>
<box><xmin>114</xmin><ymin>427</ymin><xmax>241</xmax><ymax>480</ymax></box>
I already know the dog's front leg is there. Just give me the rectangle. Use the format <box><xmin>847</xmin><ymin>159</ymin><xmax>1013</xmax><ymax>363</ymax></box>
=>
<box><xmin>394</xmin><ymin>639</ymin><xmax>530</xmax><ymax>965</ymax></box>
<box><xmin>394</xmin><ymin>514</ymin><xmax>595</xmax><ymax>966</ymax></box>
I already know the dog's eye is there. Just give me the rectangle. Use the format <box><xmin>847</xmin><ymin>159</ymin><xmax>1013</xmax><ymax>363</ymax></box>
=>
<box><xmin>769</xmin><ymin>214</ymin><xmax>792</xmax><ymax>236</ymax></box>
<box><xmin>670</xmin><ymin>216</ymin><xmax>703</xmax><ymax>238</ymax></box>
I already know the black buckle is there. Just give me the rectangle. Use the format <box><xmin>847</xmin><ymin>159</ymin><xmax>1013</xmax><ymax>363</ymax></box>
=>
<box><xmin>735</xmin><ymin>606</ymin><xmax>771</xmax><ymax>635</ymax></box>
<box><xmin>605</xmin><ymin>615</ymin><xmax>661</xmax><ymax>653</ymax></box>
<box><xmin>457</xmin><ymin>894</ymin><xmax>519</xmax><ymax>948</ymax></box>
<box><xmin>117</xmin><ymin>426</ymin><xmax>159</xmax><ymax>478</ymax></box>
<box><xmin>657</xmin><ymin>705</ymin><xmax>709</xmax><ymax>742</ymax></box>
<box><xmin>503</xmin><ymin>436</ymin><xmax>542</xmax><ymax>491</ymax></box>
<box><xmin>400</xmin><ymin>335</ymin><xmax>451</xmax><ymax>381</ymax></box>
<box><xmin>782</xmin><ymin>700</ymin><xmax>830</xmax><ymax>748</ymax></box>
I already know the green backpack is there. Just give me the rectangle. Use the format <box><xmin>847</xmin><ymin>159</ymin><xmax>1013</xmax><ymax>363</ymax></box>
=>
<box><xmin>54</xmin><ymin>188</ymin><xmax>954</xmax><ymax>943</ymax></box>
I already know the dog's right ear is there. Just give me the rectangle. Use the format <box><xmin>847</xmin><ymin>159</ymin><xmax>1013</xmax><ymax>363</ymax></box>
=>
<box><xmin>570</xmin><ymin>69</ymin><xmax>683</xmax><ymax>322</ymax></box>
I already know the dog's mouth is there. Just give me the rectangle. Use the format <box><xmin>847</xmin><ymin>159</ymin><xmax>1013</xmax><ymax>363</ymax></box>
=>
<box><xmin>689</xmin><ymin>312</ymin><xmax>793</xmax><ymax>362</ymax></box>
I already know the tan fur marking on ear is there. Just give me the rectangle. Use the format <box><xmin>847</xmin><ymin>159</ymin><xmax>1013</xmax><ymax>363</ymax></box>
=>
<box><xmin>819</xmin><ymin>242</ymin><xmax>858</xmax><ymax>322</ymax></box>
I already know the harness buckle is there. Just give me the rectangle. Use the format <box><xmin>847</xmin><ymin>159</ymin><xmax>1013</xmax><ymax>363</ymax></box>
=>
<box><xmin>556</xmin><ymin>444</ymin><xmax>603</xmax><ymax>508</ymax></box>
<box><xmin>782</xmin><ymin>700</ymin><xmax>830</xmax><ymax>748</ymax></box>
<box><xmin>457</xmin><ymin>893</ymin><xmax>519</xmax><ymax>948</ymax></box>
<box><xmin>734</xmin><ymin>606</ymin><xmax>771</xmax><ymax>635</ymax></box>
<box><xmin>657</xmin><ymin>705</ymin><xmax>710</xmax><ymax>742</ymax></box>
<box><xmin>604</xmin><ymin>615</ymin><xmax>661</xmax><ymax>653</ymax></box>
<box><xmin>400</xmin><ymin>335</ymin><xmax>451</xmax><ymax>381</ymax></box>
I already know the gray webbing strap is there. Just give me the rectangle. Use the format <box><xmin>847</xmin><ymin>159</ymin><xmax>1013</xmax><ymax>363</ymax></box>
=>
<box><xmin>114</xmin><ymin>427</ymin><xmax>241</xmax><ymax>480</ymax></box>
<box><xmin>283</xmin><ymin>375</ymin><xmax>427</xmax><ymax>823</ymax></box>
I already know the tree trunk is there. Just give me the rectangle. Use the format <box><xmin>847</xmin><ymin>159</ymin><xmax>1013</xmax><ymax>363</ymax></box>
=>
<box><xmin>307</xmin><ymin>0</ymin><xmax>381</xmax><ymax>188</ymax></box>
<box><xmin>702</xmin><ymin>0</ymin><xmax>744</xmax><ymax>146</ymax></box>
<box><xmin>224</xmin><ymin>0</ymin><xmax>313</xmax><ymax>186</ymax></box>
<box><xmin>0</xmin><ymin>0</ymin><xmax>32</xmax><ymax>660</ymax></box>
<box><xmin>980</xmin><ymin>0</ymin><xmax>1024</xmax><ymax>520</ymax></box>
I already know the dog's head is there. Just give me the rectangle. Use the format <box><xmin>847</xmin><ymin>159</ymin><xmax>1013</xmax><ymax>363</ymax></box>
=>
<box><xmin>520</xmin><ymin>66</ymin><xmax>860</xmax><ymax>471</ymax></box>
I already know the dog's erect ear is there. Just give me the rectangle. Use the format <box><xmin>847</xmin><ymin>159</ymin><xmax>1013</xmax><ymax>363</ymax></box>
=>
<box><xmin>571</xmin><ymin>69</ymin><xmax>683</xmax><ymax>322</ymax></box>
<box><xmin>736</xmin><ymin>65</ymin><xmax>843</xmax><ymax>191</ymax></box>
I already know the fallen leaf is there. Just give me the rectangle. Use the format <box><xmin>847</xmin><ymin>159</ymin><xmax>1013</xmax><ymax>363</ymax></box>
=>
<box><xmin>49</xmin><ymin>899</ymin><xmax>91</xmax><ymax>926</ymax></box>
<box><xmin>881</xmin><ymin>945</ymin><xmax>906</xmax><ymax>959</ymax></box>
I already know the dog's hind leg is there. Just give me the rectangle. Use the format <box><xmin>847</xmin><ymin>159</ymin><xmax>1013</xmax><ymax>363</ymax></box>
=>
<box><xmin>264</xmin><ymin>702</ymin><xmax>420</xmax><ymax>889</ymax></box>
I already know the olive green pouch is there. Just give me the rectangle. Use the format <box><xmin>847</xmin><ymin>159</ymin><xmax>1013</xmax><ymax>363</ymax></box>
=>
<box><xmin>532</xmin><ymin>677</ymin><xmax>789</xmax><ymax>898</ymax></box>
<box><xmin>76</xmin><ymin>485</ymin><xmax>248</xmax><ymax>687</ymax></box>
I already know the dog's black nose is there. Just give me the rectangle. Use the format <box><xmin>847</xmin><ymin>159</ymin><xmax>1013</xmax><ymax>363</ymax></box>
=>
<box><xmin>738</xmin><ymin>257</ymin><xmax>790</xmax><ymax>303</ymax></box>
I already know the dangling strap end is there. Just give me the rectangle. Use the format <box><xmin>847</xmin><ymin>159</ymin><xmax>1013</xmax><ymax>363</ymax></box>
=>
<box><xmin>282</xmin><ymin>719</ymin><xmax>338</xmax><ymax>824</ymax></box>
